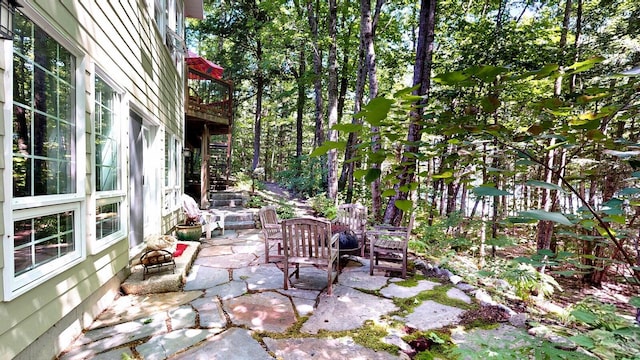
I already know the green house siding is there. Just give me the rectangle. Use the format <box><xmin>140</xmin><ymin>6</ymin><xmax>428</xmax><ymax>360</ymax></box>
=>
<box><xmin>0</xmin><ymin>0</ymin><xmax>191</xmax><ymax>358</ymax></box>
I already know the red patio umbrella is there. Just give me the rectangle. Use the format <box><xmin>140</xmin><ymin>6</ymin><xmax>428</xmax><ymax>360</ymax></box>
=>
<box><xmin>186</xmin><ymin>50</ymin><xmax>224</xmax><ymax>80</ymax></box>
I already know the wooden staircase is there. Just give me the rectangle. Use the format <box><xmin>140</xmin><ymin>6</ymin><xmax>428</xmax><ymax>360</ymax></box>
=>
<box><xmin>208</xmin><ymin>141</ymin><xmax>230</xmax><ymax>191</ymax></box>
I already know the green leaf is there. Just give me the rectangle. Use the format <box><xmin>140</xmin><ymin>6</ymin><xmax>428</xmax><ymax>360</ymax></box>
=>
<box><xmin>518</xmin><ymin>210</ymin><xmax>573</xmax><ymax>226</ymax></box>
<box><xmin>617</xmin><ymin>187</ymin><xmax>640</xmax><ymax>196</ymax></box>
<box><xmin>525</xmin><ymin>180</ymin><xmax>564</xmax><ymax>192</ymax></box>
<box><xmin>469</xmin><ymin>65</ymin><xmax>508</xmax><ymax>83</ymax></box>
<box><xmin>433</xmin><ymin>170</ymin><xmax>453</xmax><ymax>179</ymax></box>
<box><xmin>382</xmin><ymin>189</ymin><xmax>397</xmax><ymax>197</ymax></box>
<box><xmin>394</xmin><ymin>200</ymin><xmax>412</xmax><ymax>211</ymax></box>
<box><xmin>569</xmin><ymin>334</ymin><xmax>595</xmax><ymax>349</ymax></box>
<box><xmin>433</xmin><ymin>70</ymin><xmax>470</xmax><ymax>85</ymax></box>
<box><xmin>571</xmin><ymin>309</ymin><xmax>598</xmax><ymax>326</ymax></box>
<box><xmin>364</xmin><ymin>168</ymin><xmax>381</xmax><ymax>183</ymax></box>
<box><xmin>362</xmin><ymin>97</ymin><xmax>394</xmax><ymax>126</ymax></box>
<box><xmin>331</xmin><ymin>123</ymin><xmax>362</xmax><ymax>133</ymax></box>
<box><xmin>480</xmin><ymin>95</ymin><xmax>501</xmax><ymax>113</ymax></box>
<box><xmin>528</xmin><ymin>64</ymin><xmax>560</xmax><ymax>79</ymax></box>
<box><xmin>565</xmin><ymin>56</ymin><xmax>605</xmax><ymax>74</ymax></box>
<box><xmin>629</xmin><ymin>296</ymin><xmax>640</xmax><ymax>307</ymax></box>
<box><xmin>309</xmin><ymin>141</ymin><xmax>345</xmax><ymax>157</ymax></box>
<box><xmin>472</xmin><ymin>186</ymin><xmax>513</xmax><ymax>197</ymax></box>
<box><xmin>354</xmin><ymin>169</ymin><xmax>368</xmax><ymax>179</ymax></box>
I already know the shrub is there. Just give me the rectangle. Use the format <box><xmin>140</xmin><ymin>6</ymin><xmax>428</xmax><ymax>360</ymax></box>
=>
<box><xmin>308</xmin><ymin>193</ymin><xmax>337</xmax><ymax>219</ymax></box>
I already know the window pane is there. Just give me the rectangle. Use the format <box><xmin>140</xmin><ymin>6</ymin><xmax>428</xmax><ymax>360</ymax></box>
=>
<box><xmin>14</xmin><ymin>211</ymin><xmax>75</xmax><ymax>276</ymax></box>
<box><xmin>13</xmin><ymin>11</ymin><xmax>76</xmax><ymax>197</ymax></box>
<box><xmin>94</xmin><ymin>76</ymin><xmax>119</xmax><ymax>192</ymax></box>
<box><xmin>96</xmin><ymin>203</ymin><xmax>121</xmax><ymax>238</ymax></box>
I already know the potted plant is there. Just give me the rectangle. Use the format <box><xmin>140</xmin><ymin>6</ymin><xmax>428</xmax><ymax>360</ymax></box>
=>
<box><xmin>175</xmin><ymin>214</ymin><xmax>203</xmax><ymax>241</ymax></box>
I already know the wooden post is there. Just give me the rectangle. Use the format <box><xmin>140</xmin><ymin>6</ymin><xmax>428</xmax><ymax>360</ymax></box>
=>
<box><xmin>200</xmin><ymin>124</ymin><xmax>210</xmax><ymax>209</ymax></box>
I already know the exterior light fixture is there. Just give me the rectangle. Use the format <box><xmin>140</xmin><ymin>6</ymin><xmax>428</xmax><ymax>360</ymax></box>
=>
<box><xmin>0</xmin><ymin>0</ymin><xmax>17</xmax><ymax>40</ymax></box>
<box><xmin>183</xmin><ymin>148</ymin><xmax>192</xmax><ymax>157</ymax></box>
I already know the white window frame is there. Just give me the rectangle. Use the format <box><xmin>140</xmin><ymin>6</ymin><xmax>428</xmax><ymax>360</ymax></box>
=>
<box><xmin>163</xmin><ymin>131</ymin><xmax>182</xmax><ymax>214</ymax></box>
<box><xmin>90</xmin><ymin>68</ymin><xmax>127</xmax><ymax>254</ymax></box>
<box><xmin>2</xmin><ymin>7</ymin><xmax>87</xmax><ymax>301</ymax></box>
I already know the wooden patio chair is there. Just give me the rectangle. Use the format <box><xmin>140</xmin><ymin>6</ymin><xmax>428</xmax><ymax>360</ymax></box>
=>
<box><xmin>259</xmin><ymin>206</ymin><xmax>283</xmax><ymax>263</ymax></box>
<box><xmin>282</xmin><ymin>218</ymin><xmax>340</xmax><ymax>295</ymax></box>
<box><xmin>368</xmin><ymin>214</ymin><xmax>415</xmax><ymax>279</ymax></box>
<box><xmin>334</xmin><ymin>203</ymin><xmax>368</xmax><ymax>257</ymax></box>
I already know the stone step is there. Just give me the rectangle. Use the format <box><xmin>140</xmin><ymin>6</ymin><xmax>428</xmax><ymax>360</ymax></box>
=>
<box><xmin>209</xmin><ymin>199</ymin><xmax>246</xmax><ymax>208</ymax></box>
<box><xmin>207</xmin><ymin>207</ymin><xmax>258</xmax><ymax>230</ymax></box>
<box><xmin>209</xmin><ymin>191</ymin><xmax>249</xmax><ymax>201</ymax></box>
<box><xmin>225</xmin><ymin>220</ymin><xmax>257</xmax><ymax>230</ymax></box>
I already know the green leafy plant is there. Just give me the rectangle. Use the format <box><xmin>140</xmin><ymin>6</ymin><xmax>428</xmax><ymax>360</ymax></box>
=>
<box><xmin>308</xmin><ymin>193</ymin><xmax>337</xmax><ymax>219</ymax></box>
<box><xmin>276</xmin><ymin>202</ymin><xmax>296</xmax><ymax>219</ymax></box>
<box><xmin>568</xmin><ymin>297</ymin><xmax>640</xmax><ymax>359</ymax></box>
<box><xmin>501</xmin><ymin>262</ymin><xmax>562</xmax><ymax>301</ymax></box>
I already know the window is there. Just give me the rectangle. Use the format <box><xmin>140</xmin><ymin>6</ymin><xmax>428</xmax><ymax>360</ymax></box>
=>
<box><xmin>94</xmin><ymin>74</ymin><xmax>125</xmax><ymax>246</ymax></box>
<box><xmin>5</xmin><ymin>11</ymin><xmax>85</xmax><ymax>298</ymax></box>
<box><xmin>163</xmin><ymin>132</ymin><xmax>181</xmax><ymax>212</ymax></box>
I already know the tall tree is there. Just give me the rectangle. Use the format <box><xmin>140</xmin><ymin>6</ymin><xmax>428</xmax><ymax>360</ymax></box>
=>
<box><xmin>327</xmin><ymin>0</ymin><xmax>339</xmax><ymax>200</ymax></box>
<box><xmin>361</xmin><ymin>0</ymin><xmax>382</xmax><ymax>220</ymax></box>
<box><xmin>383</xmin><ymin>0</ymin><xmax>437</xmax><ymax>225</ymax></box>
<box><xmin>307</xmin><ymin>0</ymin><xmax>325</xmax><ymax>147</ymax></box>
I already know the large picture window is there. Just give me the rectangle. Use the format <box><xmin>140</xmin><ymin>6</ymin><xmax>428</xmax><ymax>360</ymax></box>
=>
<box><xmin>6</xmin><ymin>11</ymin><xmax>84</xmax><ymax>298</ymax></box>
<box><xmin>12</xmin><ymin>13</ymin><xmax>76</xmax><ymax>197</ymax></box>
<box><xmin>94</xmin><ymin>75</ymin><xmax>125</xmax><ymax>245</ymax></box>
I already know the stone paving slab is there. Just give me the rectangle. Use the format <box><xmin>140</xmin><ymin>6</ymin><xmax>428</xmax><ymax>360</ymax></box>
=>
<box><xmin>233</xmin><ymin>264</ymin><xmax>283</xmax><ymax>291</ymax></box>
<box><xmin>195</xmin><ymin>253</ymin><xmax>257</xmax><ymax>268</ymax></box>
<box><xmin>403</xmin><ymin>300</ymin><xmax>466</xmax><ymax>331</ymax></box>
<box><xmin>89</xmin><ymin>291</ymin><xmax>202</xmax><ymax>329</ymax></box>
<box><xmin>171</xmin><ymin>327</ymin><xmax>273</xmax><ymax>360</ymax></box>
<box><xmin>183</xmin><ymin>264</ymin><xmax>230</xmax><ymax>290</ymax></box>
<box><xmin>224</xmin><ymin>292</ymin><xmax>297</xmax><ymax>332</ymax></box>
<box><xmin>379</xmin><ymin>279</ymin><xmax>439</xmax><ymax>299</ymax></box>
<box><xmin>60</xmin><ymin>312</ymin><xmax>167</xmax><ymax>359</ymax></box>
<box><xmin>136</xmin><ymin>328</ymin><xmax>222</xmax><ymax>360</ymax></box>
<box><xmin>338</xmin><ymin>268</ymin><xmax>389</xmax><ymax>291</ymax></box>
<box><xmin>204</xmin><ymin>280</ymin><xmax>248</xmax><ymax>299</ymax></box>
<box><xmin>264</xmin><ymin>336</ymin><xmax>400</xmax><ymax>360</ymax></box>
<box><xmin>288</xmin><ymin>266</ymin><xmax>338</xmax><ymax>291</ymax></box>
<box><xmin>89</xmin><ymin>347</ymin><xmax>133</xmax><ymax>360</ymax></box>
<box><xmin>169</xmin><ymin>305</ymin><xmax>197</xmax><ymax>330</ymax></box>
<box><xmin>301</xmin><ymin>285</ymin><xmax>397</xmax><ymax>334</ymax></box>
<box><xmin>191</xmin><ymin>297</ymin><xmax>227</xmax><ymax>329</ymax></box>
<box><xmin>447</xmin><ymin>287</ymin><xmax>472</xmax><ymax>304</ymax></box>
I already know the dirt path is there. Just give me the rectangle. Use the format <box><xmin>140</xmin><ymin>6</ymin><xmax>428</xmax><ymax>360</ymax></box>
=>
<box><xmin>259</xmin><ymin>182</ymin><xmax>314</xmax><ymax>216</ymax></box>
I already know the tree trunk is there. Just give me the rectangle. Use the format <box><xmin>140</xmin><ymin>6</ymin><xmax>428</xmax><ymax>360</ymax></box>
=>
<box><xmin>360</xmin><ymin>0</ymin><xmax>383</xmax><ymax>220</ymax></box>
<box><xmin>327</xmin><ymin>0</ymin><xmax>339</xmax><ymax>201</ymax></box>
<box><xmin>383</xmin><ymin>0</ymin><xmax>436</xmax><ymax>225</ymax></box>
<box><xmin>251</xmin><ymin>40</ymin><xmax>264</xmax><ymax>171</ymax></box>
<box><xmin>307</xmin><ymin>0</ymin><xmax>324</xmax><ymax>147</ymax></box>
<box><xmin>295</xmin><ymin>46</ymin><xmax>306</xmax><ymax>159</ymax></box>
<box><xmin>339</xmin><ymin>0</ymin><xmax>384</xmax><ymax>202</ymax></box>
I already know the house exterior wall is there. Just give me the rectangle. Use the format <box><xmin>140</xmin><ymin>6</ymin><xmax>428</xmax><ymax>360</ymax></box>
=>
<box><xmin>0</xmin><ymin>1</ymin><xmax>194</xmax><ymax>358</ymax></box>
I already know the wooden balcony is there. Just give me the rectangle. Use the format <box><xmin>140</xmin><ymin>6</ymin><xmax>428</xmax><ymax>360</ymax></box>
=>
<box><xmin>185</xmin><ymin>67</ymin><xmax>233</xmax><ymax>134</ymax></box>
<box><xmin>184</xmin><ymin>66</ymin><xmax>234</xmax><ymax>207</ymax></box>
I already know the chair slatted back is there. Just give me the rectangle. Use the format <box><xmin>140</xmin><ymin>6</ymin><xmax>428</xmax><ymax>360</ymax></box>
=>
<box><xmin>282</xmin><ymin>218</ymin><xmax>334</xmax><ymax>260</ymax></box>
<box><xmin>335</xmin><ymin>203</ymin><xmax>367</xmax><ymax>235</ymax></box>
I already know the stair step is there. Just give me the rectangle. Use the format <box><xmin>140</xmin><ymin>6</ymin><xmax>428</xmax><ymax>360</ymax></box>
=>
<box><xmin>225</xmin><ymin>220</ymin><xmax>257</xmax><ymax>230</ymax></box>
<box><xmin>209</xmin><ymin>199</ymin><xmax>246</xmax><ymax>207</ymax></box>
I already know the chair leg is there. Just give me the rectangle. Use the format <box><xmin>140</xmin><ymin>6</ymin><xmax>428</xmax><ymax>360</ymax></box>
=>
<box><xmin>402</xmin><ymin>252</ymin><xmax>407</xmax><ymax>279</ymax></box>
<box><xmin>264</xmin><ymin>239</ymin><xmax>269</xmax><ymax>264</ymax></box>
<box><xmin>369</xmin><ymin>244</ymin><xmax>374</xmax><ymax>276</ymax></box>
<box><xmin>283</xmin><ymin>259</ymin><xmax>289</xmax><ymax>289</ymax></box>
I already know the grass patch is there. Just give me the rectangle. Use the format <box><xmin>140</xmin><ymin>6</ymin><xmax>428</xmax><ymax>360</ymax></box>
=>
<box><xmin>392</xmin><ymin>284</ymin><xmax>476</xmax><ymax>316</ymax></box>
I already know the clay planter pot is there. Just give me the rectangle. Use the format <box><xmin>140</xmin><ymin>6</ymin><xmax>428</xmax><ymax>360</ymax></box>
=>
<box><xmin>175</xmin><ymin>224</ymin><xmax>202</xmax><ymax>241</ymax></box>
